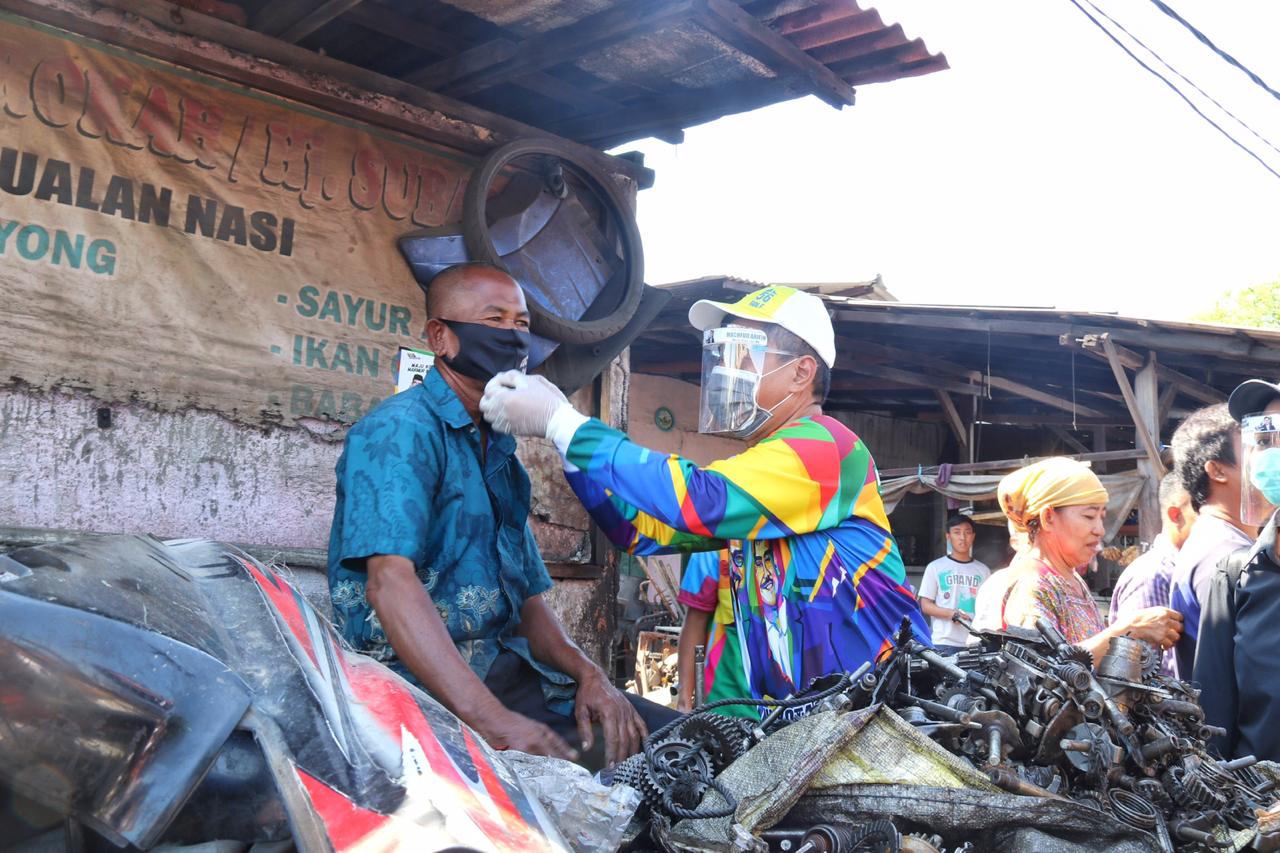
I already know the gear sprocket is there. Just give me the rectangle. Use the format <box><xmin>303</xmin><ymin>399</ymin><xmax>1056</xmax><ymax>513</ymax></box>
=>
<box><xmin>676</xmin><ymin>715</ymin><xmax>753</xmax><ymax>772</ymax></box>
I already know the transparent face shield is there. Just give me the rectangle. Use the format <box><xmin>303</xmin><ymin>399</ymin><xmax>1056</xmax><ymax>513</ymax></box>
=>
<box><xmin>1242</xmin><ymin>413</ymin><xmax>1280</xmax><ymax>526</ymax></box>
<box><xmin>698</xmin><ymin>326</ymin><xmax>797</xmax><ymax>438</ymax></box>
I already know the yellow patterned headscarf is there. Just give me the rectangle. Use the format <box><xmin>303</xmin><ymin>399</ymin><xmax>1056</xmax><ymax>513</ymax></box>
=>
<box><xmin>997</xmin><ymin>457</ymin><xmax>1109</xmax><ymax>532</ymax></box>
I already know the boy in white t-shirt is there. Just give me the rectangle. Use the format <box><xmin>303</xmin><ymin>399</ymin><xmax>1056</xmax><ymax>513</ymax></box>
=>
<box><xmin>918</xmin><ymin>514</ymin><xmax>991</xmax><ymax>654</ymax></box>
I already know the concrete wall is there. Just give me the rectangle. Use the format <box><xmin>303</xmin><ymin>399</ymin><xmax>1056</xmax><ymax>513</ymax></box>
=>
<box><xmin>0</xmin><ymin>387</ymin><xmax>341</xmax><ymax>549</ymax></box>
<box><xmin>0</xmin><ymin>376</ymin><xmax>620</xmax><ymax>663</ymax></box>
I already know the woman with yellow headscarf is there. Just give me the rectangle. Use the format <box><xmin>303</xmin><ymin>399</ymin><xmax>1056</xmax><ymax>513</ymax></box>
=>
<box><xmin>997</xmin><ymin>458</ymin><xmax>1182</xmax><ymax>666</ymax></box>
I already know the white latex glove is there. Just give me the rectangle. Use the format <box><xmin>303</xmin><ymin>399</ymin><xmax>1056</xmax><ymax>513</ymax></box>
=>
<box><xmin>480</xmin><ymin>370</ymin><xmax>574</xmax><ymax>438</ymax></box>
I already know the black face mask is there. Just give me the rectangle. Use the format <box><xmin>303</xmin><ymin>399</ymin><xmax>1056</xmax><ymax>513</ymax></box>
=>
<box><xmin>439</xmin><ymin>319</ymin><xmax>531</xmax><ymax>381</ymax></box>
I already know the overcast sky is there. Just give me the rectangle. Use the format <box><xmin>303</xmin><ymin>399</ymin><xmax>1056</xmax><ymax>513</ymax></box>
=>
<box><xmin>614</xmin><ymin>0</ymin><xmax>1280</xmax><ymax>320</ymax></box>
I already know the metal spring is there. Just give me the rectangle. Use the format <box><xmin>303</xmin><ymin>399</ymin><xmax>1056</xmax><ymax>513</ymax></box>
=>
<box><xmin>1055</xmin><ymin>661</ymin><xmax>1093</xmax><ymax>692</ymax></box>
<box><xmin>1108</xmin><ymin>788</ymin><xmax>1159</xmax><ymax>830</ymax></box>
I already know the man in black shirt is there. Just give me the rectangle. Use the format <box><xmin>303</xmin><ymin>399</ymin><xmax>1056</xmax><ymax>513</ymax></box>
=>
<box><xmin>1195</xmin><ymin>378</ymin><xmax>1280</xmax><ymax>761</ymax></box>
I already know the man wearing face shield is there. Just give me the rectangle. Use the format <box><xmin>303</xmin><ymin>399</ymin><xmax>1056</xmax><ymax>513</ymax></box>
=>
<box><xmin>1194</xmin><ymin>379</ymin><xmax>1280</xmax><ymax>761</ymax></box>
<box><xmin>480</xmin><ymin>285</ymin><xmax>930</xmax><ymax>714</ymax></box>
<box><xmin>327</xmin><ymin>263</ymin><xmax>668</xmax><ymax>768</ymax></box>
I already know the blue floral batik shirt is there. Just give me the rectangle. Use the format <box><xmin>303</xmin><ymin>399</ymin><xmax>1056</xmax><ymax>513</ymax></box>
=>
<box><xmin>327</xmin><ymin>368</ymin><xmax>573</xmax><ymax>715</ymax></box>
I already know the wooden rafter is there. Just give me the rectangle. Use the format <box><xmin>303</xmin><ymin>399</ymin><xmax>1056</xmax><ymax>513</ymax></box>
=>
<box><xmin>880</xmin><ymin>449</ymin><xmax>1147</xmax><ymax>479</ymax></box>
<box><xmin>345</xmin><ymin>2</ymin><xmax>454</xmax><ymax>53</ymax></box>
<box><xmin>1101</xmin><ymin>336</ymin><xmax>1166</xmax><ymax>477</ymax></box>
<box><xmin>935</xmin><ymin>390</ymin><xmax>969</xmax><ymax>449</ymax></box>
<box><xmin>424</xmin><ymin>0</ymin><xmax>697</xmax><ymax>98</ymax></box>
<box><xmin>1048</xmin><ymin>426</ymin><xmax>1090</xmax><ymax>454</ymax></box>
<box><xmin>344</xmin><ymin>3</ymin><xmax>662</xmax><ymax>136</ymax></box>
<box><xmin>692</xmin><ymin>0</ymin><xmax>855</xmax><ymax>108</ymax></box>
<box><xmin>832</xmin><ymin>309</ymin><xmax>1280</xmax><ymax>364</ymax></box>
<box><xmin>1068</xmin><ymin>335</ymin><xmax>1225</xmax><ymax>406</ymax></box>
<box><xmin>839</xmin><ymin>362</ymin><xmax>982</xmax><ymax>397</ymax></box>
<box><xmin>550</xmin><ymin>76</ymin><xmax>802</xmax><ymax>146</ymax></box>
<box><xmin>1158</xmin><ymin>382</ymin><xmax>1179</xmax><ymax>424</ymax></box>
<box><xmin>253</xmin><ymin>0</ymin><xmax>326</xmax><ymax>36</ymax></box>
<box><xmin>838</xmin><ymin>337</ymin><xmax>1114</xmax><ymax>419</ymax></box>
<box><xmin>53</xmin><ymin>0</ymin><xmax>651</xmax><ymax>188</ymax></box>
<box><xmin>278</xmin><ymin>0</ymin><xmax>367</xmax><ymax>42</ymax></box>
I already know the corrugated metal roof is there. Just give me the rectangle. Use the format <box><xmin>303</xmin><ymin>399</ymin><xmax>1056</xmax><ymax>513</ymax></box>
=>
<box><xmin>822</xmin><ymin>298</ymin><xmax>1280</xmax><ymax>348</ymax></box>
<box><xmin>238</xmin><ymin>0</ymin><xmax>947</xmax><ymax>149</ymax></box>
<box><xmin>631</xmin><ymin>280</ymin><xmax>1280</xmax><ymax>426</ymax></box>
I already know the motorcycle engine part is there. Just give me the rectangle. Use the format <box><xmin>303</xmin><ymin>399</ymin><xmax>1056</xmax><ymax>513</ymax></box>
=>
<box><xmin>1096</xmin><ymin>636</ymin><xmax>1146</xmax><ymax>685</ymax></box>
<box><xmin>900</xmin><ymin>835</ymin><xmax>944</xmax><ymax>853</ymax></box>
<box><xmin>677</xmin><ymin>715</ymin><xmax>754</xmax><ymax>772</ymax></box>
<box><xmin>1107</xmin><ymin>788</ymin><xmax>1159</xmax><ymax>830</ymax></box>
<box><xmin>849</xmin><ymin>818</ymin><xmax>901</xmax><ymax>853</ymax></box>
<box><xmin>795</xmin><ymin>823</ymin><xmax>863</xmax><ymax>853</ymax></box>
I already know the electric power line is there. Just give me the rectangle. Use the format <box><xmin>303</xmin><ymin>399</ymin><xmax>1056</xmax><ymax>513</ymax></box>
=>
<box><xmin>1147</xmin><ymin>0</ymin><xmax>1280</xmax><ymax>104</ymax></box>
<box><xmin>1082</xmin><ymin>0</ymin><xmax>1280</xmax><ymax>159</ymax></box>
<box><xmin>1064</xmin><ymin>0</ymin><xmax>1280</xmax><ymax>181</ymax></box>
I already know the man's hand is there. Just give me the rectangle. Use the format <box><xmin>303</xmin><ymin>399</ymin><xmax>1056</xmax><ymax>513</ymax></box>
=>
<box><xmin>475</xmin><ymin>708</ymin><xmax>579</xmax><ymax>762</ymax></box>
<box><xmin>574</xmin><ymin>670</ymin><xmax>647</xmax><ymax>766</ymax></box>
<box><xmin>480</xmin><ymin>371</ymin><xmax>573</xmax><ymax>437</ymax></box>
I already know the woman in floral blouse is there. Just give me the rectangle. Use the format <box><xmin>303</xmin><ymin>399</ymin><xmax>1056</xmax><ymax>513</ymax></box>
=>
<box><xmin>997</xmin><ymin>458</ymin><xmax>1183</xmax><ymax>666</ymax></box>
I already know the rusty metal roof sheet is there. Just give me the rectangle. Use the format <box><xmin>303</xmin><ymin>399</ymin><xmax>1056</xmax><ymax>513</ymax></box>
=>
<box><xmin>632</xmin><ymin>281</ymin><xmax>1280</xmax><ymax>424</ymax></box>
<box><xmin>239</xmin><ymin>0</ymin><xmax>948</xmax><ymax>148</ymax></box>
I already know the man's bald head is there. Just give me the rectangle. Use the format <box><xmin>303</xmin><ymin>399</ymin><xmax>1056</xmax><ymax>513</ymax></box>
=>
<box><xmin>423</xmin><ymin>263</ymin><xmax>531</xmax><ymax>383</ymax></box>
<box><xmin>426</xmin><ymin>262</ymin><xmax>525</xmax><ymax>321</ymax></box>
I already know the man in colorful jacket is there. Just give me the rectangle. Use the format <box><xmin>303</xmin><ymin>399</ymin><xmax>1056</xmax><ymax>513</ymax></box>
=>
<box><xmin>481</xmin><ymin>285</ymin><xmax>929</xmax><ymax>713</ymax></box>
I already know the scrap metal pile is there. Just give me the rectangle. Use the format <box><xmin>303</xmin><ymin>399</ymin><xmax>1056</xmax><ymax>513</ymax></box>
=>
<box><xmin>611</xmin><ymin>619</ymin><xmax>1280</xmax><ymax>852</ymax></box>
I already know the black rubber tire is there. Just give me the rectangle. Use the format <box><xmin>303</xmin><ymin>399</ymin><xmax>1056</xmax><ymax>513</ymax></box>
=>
<box><xmin>462</xmin><ymin>138</ymin><xmax>645</xmax><ymax>345</ymax></box>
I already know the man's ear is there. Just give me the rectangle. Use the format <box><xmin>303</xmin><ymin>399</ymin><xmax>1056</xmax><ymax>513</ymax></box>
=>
<box><xmin>790</xmin><ymin>355</ymin><xmax>817</xmax><ymax>394</ymax></box>
<box><xmin>1206</xmin><ymin>459</ymin><xmax>1230</xmax><ymax>484</ymax></box>
<box><xmin>425</xmin><ymin>318</ymin><xmax>453</xmax><ymax>357</ymax></box>
<box><xmin>1166</xmin><ymin>504</ymin><xmax>1182</xmax><ymax>525</ymax></box>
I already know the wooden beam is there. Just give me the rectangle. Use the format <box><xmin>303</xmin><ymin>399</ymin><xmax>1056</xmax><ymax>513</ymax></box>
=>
<box><xmin>693</xmin><ymin>0</ymin><xmax>855</xmax><ymax>108</ymax></box>
<box><xmin>432</xmin><ymin>0</ymin><xmax>696</xmax><ymax>98</ymax></box>
<box><xmin>970</xmin><ymin>413</ymin><xmax>1134</xmax><ymax>427</ymax></box>
<box><xmin>1158</xmin><ymin>382</ymin><xmax>1179</xmax><ymax>425</ymax></box>
<box><xmin>51</xmin><ymin>0</ymin><xmax>652</xmax><ymax>188</ymax></box>
<box><xmin>1069</xmin><ymin>335</ymin><xmax>1226</xmax><ymax>406</ymax></box>
<box><xmin>879</xmin><ymin>449</ymin><xmax>1147</xmax><ymax>479</ymax></box>
<box><xmin>1092</xmin><ymin>426</ymin><xmax>1109</xmax><ymax>474</ymax></box>
<box><xmin>1049</xmin><ymin>426</ymin><xmax>1091</xmax><ymax>455</ymax></box>
<box><xmin>345</xmin><ymin>4</ymin><xmax>626</xmax><ymax>116</ymax></box>
<box><xmin>1135</xmin><ymin>354</ymin><xmax>1164</xmax><ymax>542</ymax></box>
<box><xmin>344</xmin><ymin>1</ymin><xmax>453</xmax><ymax>52</ymax></box>
<box><xmin>840</xmin><ymin>363</ymin><xmax>982</xmax><ymax>397</ymax></box>
<box><xmin>406</xmin><ymin>37</ymin><xmax>519</xmax><ymax>90</ymax></box>
<box><xmin>831</xmin><ymin>309</ymin><xmax>1280</xmax><ymax>364</ymax></box>
<box><xmin>278</xmin><ymin>0</ymin><xmax>366</xmax><ymax>42</ymax></box>
<box><xmin>935</xmin><ymin>390</ymin><xmax>968</xmax><ymax>449</ymax></box>
<box><xmin>1101</xmin><ymin>336</ymin><xmax>1166</xmax><ymax>477</ymax></box>
<box><xmin>553</xmin><ymin>76</ymin><xmax>801</xmax><ymax>146</ymax></box>
<box><xmin>253</xmin><ymin>0</ymin><xmax>318</xmax><ymax>35</ymax></box>
<box><xmin>838</xmin><ymin>336</ymin><xmax>1113</xmax><ymax>419</ymax></box>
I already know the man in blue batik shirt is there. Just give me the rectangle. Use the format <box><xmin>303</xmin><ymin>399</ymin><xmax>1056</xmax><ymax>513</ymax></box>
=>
<box><xmin>328</xmin><ymin>263</ymin><xmax>672</xmax><ymax>765</ymax></box>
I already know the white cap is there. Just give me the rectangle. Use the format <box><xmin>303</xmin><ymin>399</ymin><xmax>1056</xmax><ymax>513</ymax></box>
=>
<box><xmin>688</xmin><ymin>285</ymin><xmax>836</xmax><ymax>367</ymax></box>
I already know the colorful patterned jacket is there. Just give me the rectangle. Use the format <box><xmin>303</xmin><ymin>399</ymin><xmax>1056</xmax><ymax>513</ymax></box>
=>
<box><xmin>561</xmin><ymin>414</ymin><xmax>929</xmax><ymax>706</ymax></box>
